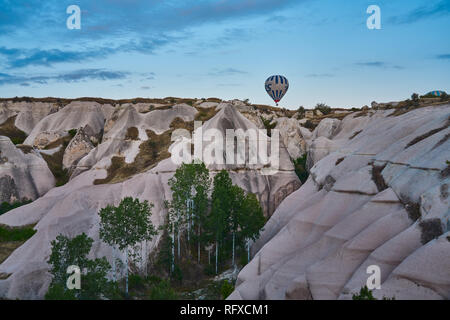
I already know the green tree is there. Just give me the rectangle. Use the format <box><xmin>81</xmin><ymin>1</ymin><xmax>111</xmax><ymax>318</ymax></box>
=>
<box><xmin>297</xmin><ymin>106</ymin><xmax>305</xmax><ymax>119</ymax></box>
<box><xmin>46</xmin><ymin>233</ymin><xmax>117</xmax><ymax>300</ymax></box>
<box><xmin>208</xmin><ymin>170</ymin><xmax>233</xmax><ymax>273</ymax></box>
<box><xmin>168</xmin><ymin>162</ymin><xmax>211</xmax><ymax>265</ymax></box>
<box><xmin>208</xmin><ymin>170</ymin><xmax>265</xmax><ymax>271</ymax></box>
<box><xmin>98</xmin><ymin>197</ymin><xmax>157</xmax><ymax>296</ymax></box>
<box><xmin>238</xmin><ymin>193</ymin><xmax>265</xmax><ymax>260</ymax></box>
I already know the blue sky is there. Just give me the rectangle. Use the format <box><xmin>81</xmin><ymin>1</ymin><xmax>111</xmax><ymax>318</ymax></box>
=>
<box><xmin>0</xmin><ymin>0</ymin><xmax>449</xmax><ymax>109</ymax></box>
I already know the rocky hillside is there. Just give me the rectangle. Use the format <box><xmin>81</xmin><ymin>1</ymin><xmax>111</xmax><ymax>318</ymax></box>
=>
<box><xmin>0</xmin><ymin>96</ymin><xmax>448</xmax><ymax>299</ymax></box>
<box><xmin>230</xmin><ymin>103</ymin><xmax>450</xmax><ymax>300</ymax></box>
<box><xmin>0</xmin><ymin>97</ymin><xmax>301</xmax><ymax>299</ymax></box>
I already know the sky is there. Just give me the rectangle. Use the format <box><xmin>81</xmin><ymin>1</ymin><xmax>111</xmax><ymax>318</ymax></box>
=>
<box><xmin>0</xmin><ymin>0</ymin><xmax>449</xmax><ymax>109</ymax></box>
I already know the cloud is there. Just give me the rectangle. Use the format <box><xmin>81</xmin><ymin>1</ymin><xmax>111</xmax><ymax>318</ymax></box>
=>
<box><xmin>389</xmin><ymin>0</ymin><xmax>450</xmax><ymax>24</ymax></box>
<box><xmin>436</xmin><ymin>54</ymin><xmax>450</xmax><ymax>60</ymax></box>
<box><xmin>217</xmin><ymin>83</ymin><xmax>242</xmax><ymax>87</ymax></box>
<box><xmin>305</xmin><ymin>73</ymin><xmax>334</xmax><ymax>78</ymax></box>
<box><xmin>1</xmin><ymin>0</ymin><xmax>301</xmax><ymax>39</ymax></box>
<box><xmin>208</xmin><ymin>68</ymin><xmax>248</xmax><ymax>76</ymax></box>
<box><xmin>0</xmin><ymin>35</ymin><xmax>174</xmax><ymax>69</ymax></box>
<box><xmin>0</xmin><ymin>69</ymin><xmax>130</xmax><ymax>86</ymax></box>
<box><xmin>355</xmin><ymin>61</ymin><xmax>404</xmax><ymax>70</ymax></box>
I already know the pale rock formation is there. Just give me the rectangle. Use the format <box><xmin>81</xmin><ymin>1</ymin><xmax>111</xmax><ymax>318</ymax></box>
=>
<box><xmin>230</xmin><ymin>104</ymin><xmax>450</xmax><ymax>300</ymax></box>
<box><xmin>0</xmin><ymin>136</ymin><xmax>55</xmax><ymax>202</ymax></box>
<box><xmin>33</xmin><ymin>131</ymin><xmax>67</xmax><ymax>149</ymax></box>
<box><xmin>312</xmin><ymin>118</ymin><xmax>341</xmax><ymax>140</ymax></box>
<box><xmin>24</xmin><ymin>102</ymin><xmax>110</xmax><ymax>146</ymax></box>
<box><xmin>0</xmin><ymin>101</ymin><xmax>59</xmax><ymax>135</ymax></box>
<box><xmin>274</xmin><ymin>117</ymin><xmax>307</xmax><ymax>160</ymax></box>
<box><xmin>0</xmin><ymin>102</ymin><xmax>300</xmax><ymax>299</ymax></box>
<box><xmin>62</xmin><ymin>127</ymin><xmax>95</xmax><ymax>170</ymax></box>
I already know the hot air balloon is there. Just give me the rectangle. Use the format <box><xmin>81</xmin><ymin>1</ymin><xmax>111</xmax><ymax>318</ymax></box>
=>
<box><xmin>265</xmin><ymin>75</ymin><xmax>289</xmax><ymax>106</ymax></box>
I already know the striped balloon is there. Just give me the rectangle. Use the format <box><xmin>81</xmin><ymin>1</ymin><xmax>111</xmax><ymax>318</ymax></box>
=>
<box><xmin>265</xmin><ymin>75</ymin><xmax>289</xmax><ymax>106</ymax></box>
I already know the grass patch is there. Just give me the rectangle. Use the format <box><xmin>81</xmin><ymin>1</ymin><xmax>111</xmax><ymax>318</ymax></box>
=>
<box><xmin>16</xmin><ymin>145</ymin><xmax>34</xmax><ymax>154</ymax></box>
<box><xmin>195</xmin><ymin>107</ymin><xmax>218</xmax><ymax>122</ymax></box>
<box><xmin>0</xmin><ymin>199</ymin><xmax>32</xmax><ymax>215</ymax></box>
<box><xmin>41</xmin><ymin>145</ymin><xmax>70</xmax><ymax>187</ymax></box>
<box><xmin>205</xmin><ymin>98</ymin><xmax>222</xmax><ymax>103</ymax></box>
<box><xmin>0</xmin><ymin>241</ymin><xmax>25</xmax><ymax>264</ymax></box>
<box><xmin>0</xmin><ymin>224</ymin><xmax>36</xmax><ymax>263</ymax></box>
<box><xmin>353</xmin><ymin>110</ymin><xmax>369</xmax><ymax>118</ymax></box>
<box><xmin>38</xmin><ymin>135</ymin><xmax>71</xmax><ymax>187</ymax></box>
<box><xmin>0</xmin><ymin>224</ymin><xmax>36</xmax><ymax>242</ymax></box>
<box><xmin>419</xmin><ymin>219</ymin><xmax>443</xmax><ymax>245</ymax></box>
<box><xmin>125</xmin><ymin>127</ymin><xmax>139</xmax><ymax>140</ymax></box>
<box><xmin>93</xmin><ymin>119</ymin><xmax>189</xmax><ymax>184</ymax></box>
<box><xmin>0</xmin><ymin>116</ymin><xmax>27</xmax><ymax>145</ymax></box>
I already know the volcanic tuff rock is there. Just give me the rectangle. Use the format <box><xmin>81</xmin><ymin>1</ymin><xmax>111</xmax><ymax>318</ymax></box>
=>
<box><xmin>0</xmin><ymin>101</ymin><xmax>59</xmax><ymax>135</ymax></box>
<box><xmin>62</xmin><ymin>127</ymin><xmax>95</xmax><ymax>170</ymax></box>
<box><xmin>24</xmin><ymin>101</ymin><xmax>113</xmax><ymax>146</ymax></box>
<box><xmin>230</xmin><ymin>104</ymin><xmax>450</xmax><ymax>300</ymax></box>
<box><xmin>1</xmin><ymin>97</ymin><xmax>448</xmax><ymax>300</ymax></box>
<box><xmin>0</xmin><ymin>101</ymin><xmax>300</xmax><ymax>299</ymax></box>
<box><xmin>0</xmin><ymin>136</ymin><xmax>55</xmax><ymax>202</ymax></box>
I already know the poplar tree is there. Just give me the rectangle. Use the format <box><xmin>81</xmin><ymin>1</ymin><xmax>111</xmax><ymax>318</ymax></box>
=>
<box><xmin>98</xmin><ymin>197</ymin><xmax>157</xmax><ymax>296</ymax></box>
<box><xmin>168</xmin><ymin>162</ymin><xmax>210</xmax><ymax>263</ymax></box>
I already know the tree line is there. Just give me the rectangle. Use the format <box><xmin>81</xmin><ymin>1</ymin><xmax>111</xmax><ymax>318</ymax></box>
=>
<box><xmin>45</xmin><ymin>161</ymin><xmax>265</xmax><ymax>299</ymax></box>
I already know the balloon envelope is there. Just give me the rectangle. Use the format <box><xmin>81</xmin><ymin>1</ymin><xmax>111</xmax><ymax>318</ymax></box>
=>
<box><xmin>265</xmin><ymin>75</ymin><xmax>289</xmax><ymax>105</ymax></box>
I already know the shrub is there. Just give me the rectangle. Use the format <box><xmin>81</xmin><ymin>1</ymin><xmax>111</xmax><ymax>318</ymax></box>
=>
<box><xmin>171</xmin><ymin>264</ymin><xmax>183</xmax><ymax>284</ymax></box>
<box><xmin>400</xmin><ymin>196</ymin><xmax>421</xmax><ymax>222</ymax></box>
<box><xmin>293</xmin><ymin>155</ymin><xmax>309</xmax><ymax>183</ymax></box>
<box><xmin>220</xmin><ymin>280</ymin><xmax>234</xmax><ymax>299</ymax></box>
<box><xmin>260</xmin><ymin>116</ymin><xmax>277</xmax><ymax>137</ymax></box>
<box><xmin>128</xmin><ymin>274</ymin><xmax>146</xmax><ymax>290</ymax></box>
<box><xmin>315</xmin><ymin>103</ymin><xmax>331</xmax><ymax>115</ymax></box>
<box><xmin>352</xmin><ymin>286</ymin><xmax>375</xmax><ymax>300</ymax></box>
<box><xmin>419</xmin><ymin>219</ymin><xmax>443</xmax><ymax>245</ymax></box>
<box><xmin>148</xmin><ymin>279</ymin><xmax>179</xmax><ymax>300</ymax></box>
<box><xmin>203</xmin><ymin>264</ymin><xmax>216</xmax><ymax>276</ymax></box>
<box><xmin>303</xmin><ymin>120</ymin><xmax>316</xmax><ymax>130</ymax></box>
<box><xmin>68</xmin><ymin>129</ymin><xmax>77</xmax><ymax>138</ymax></box>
